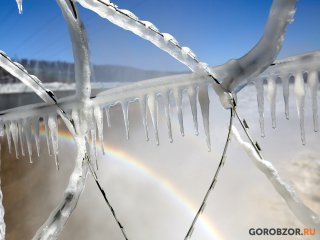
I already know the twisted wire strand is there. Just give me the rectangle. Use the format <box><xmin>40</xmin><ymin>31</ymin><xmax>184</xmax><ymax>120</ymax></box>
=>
<box><xmin>87</xmin><ymin>156</ymin><xmax>129</xmax><ymax>240</ymax></box>
<box><xmin>185</xmin><ymin>108</ymin><xmax>234</xmax><ymax>239</ymax></box>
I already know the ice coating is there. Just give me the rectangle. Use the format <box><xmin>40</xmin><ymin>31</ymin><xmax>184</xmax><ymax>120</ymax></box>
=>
<box><xmin>75</xmin><ymin>0</ymin><xmax>213</xmax><ymax>77</ymax></box>
<box><xmin>71</xmin><ymin>109</ymin><xmax>80</xmax><ymax>135</ymax></box>
<box><xmin>33</xmin><ymin>0</ymin><xmax>92</xmax><ymax>238</ymax></box>
<box><xmin>93</xmin><ymin>106</ymin><xmax>105</xmax><ymax>154</ymax></box>
<box><xmin>16</xmin><ymin>0</ymin><xmax>23</xmax><ymax>14</ymax></box>
<box><xmin>1</xmin><ymin>49</ymin><xmax>318</xmax><ymax>152</ymax></box>
<box><xmin>254</xmin><ymin>80</ymin><xmax>265</xmax><ymax>137</ymax></box>
<box><xmin>139</xmin><ymin>95</ymin><xmax>149</xmax><ymax>141</ymax></box>
<box><xmin>33</xmin><ymin>118</ymin><xmax>40</xmax><ymax>157</ymax></box>
<box><xmin>221</xmin><ymin>0</ymin><xmax>297</xmax><ymax>92</ymax></box>
<box><xmin>86</xmin><ymin>107</ymin><xmax>97</xmax><ymax>168</ymax></box>
<box><xmin>308</xmin><ymin>71</ymin><xmax>319</xmax><ymax>132</ymax></box>
<box><xmin>90</xmin><ymin>118</ymin><xmax>98</xmax><ymax>169</ymax></box>
<box><xmin>173</xmin><ymin>88</ymin><xmax>184</xmax><ymax>136</ymax></box>
<box><xmin>76</xmin><ymin>0</ymin><xmax>297</xmax><ymax>99</ymax></box>
<box><xmin>282</xmin><ymin>76</ymin><xmax>290</xmax><ymax>119</ymax></box>
<box><xmin>147</xmin><ymin>94</ymin><xmax>159</xmax><ymax>145</ymax></box>
<box><xmin>232</xmin><ymin>126</ymin><xmax>320</xmax><ymax>229</ymax></box>
<box><xmin>104</xmin><ymin>106</ymin><xmax>111</xmax><ymax>128</ymax></box>
<box><xmin>121</xmin><ymin>101</ymin><xmax>130</xmax><ymax>140</ymax></box>
<box><xmin>267</xmin><ymin>77</ymin><xmax>277</xmax><ymax>129</ymax></box>
<box><xmin>252</xmin><ymin>51</ymin><xmax>320</xmax><ymax>144</ymax></box>
<box><xmin>74</xmin><ymin>0</ymin><xmax>244</xmax><ymax>109</ymax></box>
<box><xmin>187</xmin><ymin>85</ymin><xmax>199</xmax><ymax>135</ymax></box>
<box><xmin>4</xmin><ymin>123</ymin><xmax>12</xmax><ymax>154</ymax></box>
<box><xmin>0</xmin><ymin>52</ymin><xmax>57</xmax><ymax>105</ymax></box>
<box><xmin>10</xmin><ymin>121</ymin><xmax>19</xmax><ymax>159</ymax></box>
<box><xmin>48</xmin><ymin>114</ymin><xmax>59</xmax><ymax>169</ymax></box>
<box><xmin>23</xmin><ymin>119</ymin><xmax>33</xmax><ymax>163</ymax></box>
<box><xmin>162</xmin><ymin>91</ymin><xmax>173</xmax><ymax>142</ymax></box>
<box><xmin>294</xmin><ymin>72</ymin><xmax>306</xmax><ymax>145</ymax></box>
<box><xmin>44</xmin><ymin>116</ymin><xmax>52</xmax><ymax>156</ymax></box>
<box><xmin>60</xmin><ymin>1</ymin><xmax>91</xmax><ymax>101</ymax></box>
<box><xmin>0</xmin><ymin>1</ymin><xmax>317</xmax><ymax>238</ymax></box>
<box><xmin>0</xmin><ymin>51</ymin><xmax>75</xmax><ymax>134</ymax></box>
<box><xmin>32</xmin><ymin>137</ymin><xmax>89</xmax><ymax>240</ymax></box>
<box><xmin>198</xmin><ymin>84</ymin><xmax>211</xmax><ymax>151</ymax></box>
<box><xmin>17</xmin><ymin>120</ymin><xmax>25</xmax><ymax>157</ymax></box>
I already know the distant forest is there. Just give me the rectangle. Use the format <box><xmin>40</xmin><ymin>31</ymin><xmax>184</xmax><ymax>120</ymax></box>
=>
<box><xmin>0</xmin><ymin>59</ymin><xmax>178</xmax><ymax>83</ymax></box>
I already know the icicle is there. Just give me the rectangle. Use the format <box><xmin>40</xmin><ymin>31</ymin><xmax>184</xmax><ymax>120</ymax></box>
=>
<box><xmin>16</xmin><ymin>0</ymin><xmax>23</xmax><ymax>14</ymax></box>
<box><xmin>71</xmin><ymin>109</ymin><xmax>80</xmax><ymax>135</ymax></box>
<box><xmin>294</xmin><ymin>72</ymin><xmax>306</xmax><ymax>145</ymax></box>
<box><xmin>281</xmin><ymin>76</ymin><xmax>290</xmax><ymax>119</ymax></box>
<box><xmin>44</xmin><ymin>116</ymin><xmax>52</xmax><ymax>156</ymax></box>
<box><xmin>198</xmin><ymin>84</ymin><xmax>211</xmax><ymax>151</ymax></box>
<box><xmin>86</xmin><ymin>108</ymin><xmax>98</xmax><ymax>169</ymax></box>
<box><xmin>255</xmin><ymin>80</ymin><xmax>265</xmax><ymax>137</ymax></box>
<box><xmin>10</xmin><ymin>121</ymin><xmax>19</xmax><ymax>159</ymax></box>
<box><xmin>93</xmin><ymin>106</ymin><xmax>105</xmax><ymax>154</ymax></box>
<box><xmin>105</xmin><ymin>106</ymin><xmax>111</xmax><ymax>128</ymax></box>
<box><xmin>33</xmin><ymin>118</ymin><xmax>40</xmax><ymax>157</ymax></box>
<box><xmin>48</xmin><ymin>115</ymin><xmax>59</xmax><ymax>170</ymax></box>
<box><xmin>5</xmin><ymin>123</ymin><xmax>12</xmax><ymax>154</ymax></box>
<box><xmin>173</xmin><ymin>88</ymin><xmax>184</xmax><ymax>136</ymax></box>
<box><xmin>267</xmin><ymin>76</ymin><xmax>277</xmax><ymax>129</ymax></box>
<box><xmin>121</xmin><ymin>101</ymin><xmax>130</xmax><ymax>140</ymax></box>
<box><xmin>90</xmin><ymin>124</ymin><xmax>98</xmax><ymax>170</ymax></box>
<box><xmin>17</xmin><ymin>120</ymin><xmax>25</xmax><ymax>157</ymax></box>
<box><xmin>147</xmin><ymin>94</ymin><xmax>159</xmax><ymax>145</ymax></box>
<box><xmin>139</xmin><ymin>95</ymin><xmax>149</xmax><ymax>141</ymax></box>
<box><xmin>307</xmin><ymin>71</ymin><xmax>319</xmax><ymax>132</ymax></box>
<box><xmin>23</xmin><ymin>119</ymin><xmax>33</xmax><ymax>163</ymax></box>
<box><xmin>188</xmin><ymin>85</ymin><xmax>199</xmax><ymax>135</ymax></box>
<box><xmin>162</xmin><ymin>91</ymin><xmax>173</xmax><ymax>143</ymax></box>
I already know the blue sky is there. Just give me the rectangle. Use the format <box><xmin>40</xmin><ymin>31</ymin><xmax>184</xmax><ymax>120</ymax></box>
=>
<box><xmin>0</xmin><ymin>0</ymin><xmax>319</xmax><ymax>71</ymax></box>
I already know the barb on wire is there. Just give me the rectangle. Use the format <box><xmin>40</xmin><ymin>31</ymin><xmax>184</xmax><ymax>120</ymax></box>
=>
<box><xmin>233</xmin><ymin>108</ymin><xmax>263</xmax><ymax>159</ymax></box>
<box><xmin>184</xmin><ymin>108</ymin><xmax>234</xmax><ymax>240</ymax></box>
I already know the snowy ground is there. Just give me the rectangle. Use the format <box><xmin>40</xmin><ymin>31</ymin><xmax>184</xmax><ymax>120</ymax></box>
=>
<box><xmin>1</xmin><ymin>84</ymin><xmax>319</xmax><ymax>240</ymax></box>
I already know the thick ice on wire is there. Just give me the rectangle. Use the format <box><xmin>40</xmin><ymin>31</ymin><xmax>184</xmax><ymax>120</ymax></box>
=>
<box><xmin>252</xmin><ymin>51</ymin><xmax>320</xmax><ymax>143</ymax></box>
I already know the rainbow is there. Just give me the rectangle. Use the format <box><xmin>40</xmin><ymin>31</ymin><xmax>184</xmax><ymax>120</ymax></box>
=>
<box><xmin>57</xmin><ymin>128</ymin><xmax>223</xmax><ymax>240</ymax></box>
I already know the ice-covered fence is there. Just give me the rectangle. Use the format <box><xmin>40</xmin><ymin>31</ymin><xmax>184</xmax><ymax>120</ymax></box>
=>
<box><xmin>0</xmin><ymin>0</ymin><xmax>319</xmax><ymax>239</ymax></box>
